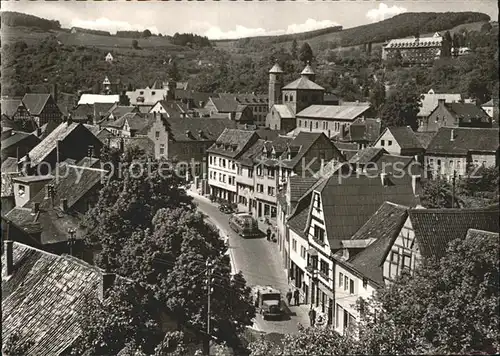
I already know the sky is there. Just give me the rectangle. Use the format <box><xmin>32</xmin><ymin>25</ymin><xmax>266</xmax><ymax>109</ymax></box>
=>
<box><xmin>2</xmin><ymin>1</ymin><xmax>498</xmax><ymax>40</ymax></box>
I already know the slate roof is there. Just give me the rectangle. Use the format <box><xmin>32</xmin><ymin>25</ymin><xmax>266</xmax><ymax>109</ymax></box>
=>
<box><xmin>207</xmin><ymin>129</ymin><xmax>257</xmax><ymax>158</ymax></box>
<box><xmin>22</xmin><ymin>94</ymin><xmax>51</xmax><ymax>115</ymax></box>
<box><xmin>71</xmin><ymin>104</ymin><xmax>94</xmax><ymax>122</ymax></box>
<box><xmin>273</xmin><ymin>104</ymin><xmax>295</xmax><ymax>119</ymax></box>
<box><xmin>238</xmin><ymin>139</ymin><xmax>266</xmax><ymax>167</ymax></box>
<box><xmin>103</xmin><ymin>103</ymin><xmax>132</xmax><ymax>118</ymax></box>
<box><xmin>296</xmin><ymin>104</ymin><xmax>371</xmax><ymax>121</ymax></box>
<box><xmin>255</xmin><ymin>128</ymin><xmax>281</xmax><ymax>141</ymax></box>
<box><xmin>1</xmin><ymin>242</ymin><xmax>127</xmax><ymax>355</ymax></box>
<box><xmin>305</xmin><ymin>174</ymin><xmax>417</xmax><ymax>249</ymax></box>
<box><xmin>348</xmin><ymin>118</ymin><xmax>381</xmax><ymax>143</ymax></box>
<box><xmin>414</xmin><ymin>131</ymin><xmax>437</xmax><ymax>149</ymax></box>
<box><xmin>27</xmin><ymin>122</ymin><xmax>81</xmax><ymax>167</ymax></box>
<box><xmin>418</xmin><ymin>91</ymin><xmax>462</xmax><ymax>117</ymax></box>
<box><xmin>278</xmin><ymin>132</ymin><xmax>328</xmax><ymax>169</ymax></box>
<box><xmin>283</xmin><ymin>77</ymin><xmax>324</xmax><ymax>91</ymax></box>
<box><xmin>408</xmin><ymin>209</ymin><xmax>500</xmax><ymax>260</ymax></box>
<box><xmin>385</xmin><ymin>126</ymin><xmax>423</xmax><ymax>150</ymax></box>
<box><xmin>289</xmin><ymin>176</ymin><xmax>318</xmax><ymax>203</ymax></box>
<box><xmin>335</xmin><ymin>142</ymin><xmax>359</xmax><ymax>151</ymax></box>
<box><xmin>426</xmin><ymin>127</ymin><xmax>499</xmax><ymax>155</ymax></box>
<box><xmin>444</xmin><ymin>102</ymin><xmax>490</xmax><ymax>122</ymax></box>
<box><xmin>301</xmin><ymin>64</ymin><xmax>315</xmax><ymax>76</ymax></box>
<box><xmin>105</xmin><ymin>113</ymin><xmax>156</xmax><ymax>134</ymax></box>
<box><xmin>365</xmin><ymin>154</ymin><xmax>420</xmax><ymax>176</ymax></box>
<box><xmin>210</xmin><ymin>98</ymin><xmax>242</xmax><ymax>113</ymax></box>
<box><xmin>165</xmin><ymin>117</ymin><xmax>236</xmax><ymax>142</ymax></box>
<box><xmin>217</xmin><ymin>93</ymin><xmax>268</xmax><ymax>105</ymax></box>
<box><xmin>349</xmin><ymin>147</ymin><xmax>386</xmax><ymax>165</ymax></box>
<box><xmin>1</xmin><ymin>99</ymin><xmax>24</xmax><ymax>117</ymax></box>
<box><xmin>1</xmin><ymin>131</ymin><xmax>40</xmax><ymax>152</ymax></box>
<box><xmin>1</xmin><ymin>157</ymin><xmax>18</xmax><ymax>173</ymax></box>
<box><xmin>349</xmin><ymin>202</ymin><xmax>409</xmax><ymax>285</ymax></box>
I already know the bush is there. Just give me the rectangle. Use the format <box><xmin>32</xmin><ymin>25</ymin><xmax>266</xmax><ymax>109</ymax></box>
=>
<box><xmin>131</xmin><ymin>39</ymin><xmax>139</xmax><ymax>49</ymax></box>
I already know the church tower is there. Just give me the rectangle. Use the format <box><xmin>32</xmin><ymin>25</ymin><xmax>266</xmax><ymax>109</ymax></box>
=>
<box><xmin>268</xmin><ymin>61</ymin><xmax>284</xmax><ymax>110</ymax></box>
<box><xmin>301</xmin><ymin>62</ymin><xmax>315</xmax><ymax>82</ymax></box>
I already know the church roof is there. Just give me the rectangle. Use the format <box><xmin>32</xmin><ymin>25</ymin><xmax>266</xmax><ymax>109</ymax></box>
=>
<box><xmin>283</xmin><ymin>77</ymin><xmax>324</xmax><ymax>91</ymax></box>
<box><xmin>269</xmin><ymin>62</ymin><xmax>284</xmax><ymax>74</ymax></box>
<box><xmin>301</xmin><ymin>63</ymin><xmax>315</xmax><ymax>76</ymax></box>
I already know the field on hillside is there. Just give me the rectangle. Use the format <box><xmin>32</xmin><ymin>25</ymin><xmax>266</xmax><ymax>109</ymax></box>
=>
<box><xmin>1</xmin><ymin>25</ymin><xmax>186</xmax><ymax>54</ymax></box>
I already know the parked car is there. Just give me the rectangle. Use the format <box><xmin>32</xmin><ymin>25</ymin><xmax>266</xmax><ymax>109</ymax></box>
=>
<box><xmin>252</xmin><ymin>285</ymin><xmax>283</xmax><ymax>320</ymax></box>
<box><xmin>229</xmin><ymin>212</ymin><xmax>259</xmax><ymax>238</ymax></box>
<box><xmin>219</xmin><ymin>202</ymin><xmax>236</xmax><ymax>214</ymax></box>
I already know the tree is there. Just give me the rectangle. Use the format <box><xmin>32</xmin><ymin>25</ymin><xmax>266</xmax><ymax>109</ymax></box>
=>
<box><xmin>132</xmin><ymin>39</ymin><xmax>139</xmax><ymax>49</ymax></box>
<box><xmin>298</xmin><ymin>42</ymin><xmax>313</xmax><ymax>65</ymax></box>
<box><xmin>168</xmin><ymin>61</ymin><xmax>181</xmax><ymax>82</ymax></box>
<box><xmin>421</xmin><ymin>178</ymin><xmax>457</xmax><ymax>208</ymax></box>
<box><xmin>378</xmin><ymin>82</ymin><xmax>421</xmax><ymax>129</ymax></box>
<box><xmin>290</xmin><ymin>39</ymin><xmax>298</xmax><ymax>59</ymax></box>
<box><xmin>83</xmin><ymin>155</ymin><xmax>255</xmax><ymax>351</ymax></box>
<box><xmin>467</xmin><ymin>75</ymin><xmax>491</xmax><ymax>104</ymax></box>
<box><xmin>249</xmin><ymin>325</ymin><xmax>353</xmax><ymax>356</ymax></box>
<box><xmin>70</xmin><ymin>282</ymin><xmax>165</xmax><ymax>355</ymax></box>
<box><xmin>441</xmin><ymin>31</ymin><xmax>453</xmax><ymax>57</ymax></box>
<box><xmin>142</xmin><ymin>29</ymin><xmax>152</xmax><ymax>38</ymax></box>
<box><xmin>369</xmin><ymin>81</ymin><xmax>386</xmax><ymax>114</ymax></box>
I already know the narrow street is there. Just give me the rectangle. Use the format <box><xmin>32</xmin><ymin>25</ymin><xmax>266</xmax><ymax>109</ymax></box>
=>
<box><xmin>191</xmin><ymin>193</ymin><xmax>308</xmax><ymax>334</ymax></box>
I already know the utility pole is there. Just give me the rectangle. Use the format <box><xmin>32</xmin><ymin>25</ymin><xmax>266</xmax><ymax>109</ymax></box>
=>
<box><xmin>205</xmin><ymin>259</ymin><xmax>214</xmax><ymax>356</ymax></box>
<box><xmin>451</xmin><ymin>170</ymin><xmax>457</xmax><ymax>208</ymax></box>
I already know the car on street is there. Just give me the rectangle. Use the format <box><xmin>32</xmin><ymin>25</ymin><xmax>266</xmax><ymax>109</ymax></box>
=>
<box><xmin>229</xmin><ymin>212</ymin><xmax>260</xmax><ymax>238</ymax></box>
<box><xmin>252</xmin><ymin>285</ymin><xmax>284</xmax><ymax>320</ymax></box>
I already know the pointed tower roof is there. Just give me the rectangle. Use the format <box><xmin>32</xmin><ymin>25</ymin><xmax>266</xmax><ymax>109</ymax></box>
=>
<box><xmin>301</xmin><ymin>62</ymin><xmax>315</xmax><ymax>76</ymax></box>
<box><xmin>103</xmin><ymin>76</ymin><xmax>111</xmax><ymax>85</ymax></box>
<box><xmin>269</xmin><ymin>61</ymin><xmax>284</xmax><ymax>74</ymax></box>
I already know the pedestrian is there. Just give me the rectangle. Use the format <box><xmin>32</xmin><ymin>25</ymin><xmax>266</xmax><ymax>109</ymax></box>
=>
<box><xmin>271</xmin><ymin>233</ymin><xmax>276</xmax><ymax>242</ymax></box>
<box><xmin>309</xmin><ymin>306</ymin><xmax>316</xmax><ymax>327</ymax></box>
<box><xmin>286</xmin><ymin>289</ymin><xmax>292</xmax><ymax>305</ymax></box>
<box><xmin>266</xmin><ymin>227</ymin><xmax>271</xmax><ymax>241</ymax></box>
<box><xmin>293</xmin><ymin>289</ymin><xmax>300</xmax><ymax>306</ymax></box>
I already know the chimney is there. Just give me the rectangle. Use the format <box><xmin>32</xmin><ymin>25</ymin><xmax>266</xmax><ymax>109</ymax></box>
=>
<box><xmin>100</xmin><ymin>272</ymin><xmax>116</xmax><ymax>301</ymax></box>
<box><xmin>438</xmin><ymin>98</ymin><xmax>445</xmax><ymax>106</ymax></box>
<box><xmin>32</xmin><ymin>202</ymin><xmax>40</xmax><ymax>214</ymax></box>
<box><xmin>36</xmin><ymin>127</ymin><xmax>42</xmax><ymax>137</ymax></box>
<box><xmin>450</xmin><ymin>129</ymin><xmax>455</xmax><ymax>141</ymax></box>
<box><xmin>5</xmin><ymin>239</ymin><xmax>14</xmax><ymax>277</ymax></box>
<box><xmin>60</xmin><ymin>198</ymin><xmax>68</xmax><ymax>212</ymax></box>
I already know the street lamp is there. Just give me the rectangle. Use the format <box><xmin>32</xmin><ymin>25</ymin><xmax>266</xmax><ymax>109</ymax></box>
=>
<box><xmin>67</xmin><ymin>228</ymin><xmax>77</xmax><ymax>256</ymax></box>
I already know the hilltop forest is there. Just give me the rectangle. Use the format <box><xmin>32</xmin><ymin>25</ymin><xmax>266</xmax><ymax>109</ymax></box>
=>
<box><xmin>1</xmin><ymin>11</ymin><xmax>497</xmax><ymax>111</ymax></box>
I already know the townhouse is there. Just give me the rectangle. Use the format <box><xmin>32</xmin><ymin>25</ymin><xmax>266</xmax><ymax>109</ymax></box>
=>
<box><xmin>207</xmin><ymin>129</ymin><xmax>260</xmax><ymax>203</ymax></box>
<box><xmin>422</xmin><ymin>100</ymin><xmax>492</xmax><ymax>132</ymax></box>
<box><xmin>283</xmin><ymin>172</ymin><xmax>418</xmax><ymax>324</ymax></box>
<box><xmin>204</xmin><ymin>97</ymin><xmax>254</xmax><ymax>125</ymax></box>
<box><xmin>340</xmin><ymin>117</ymin><xmax>381</xmax><ymax>150</ymax></box>
<box><xmin>217</xmin><ymin>93</ymin><xmax>268</xmax><ymax>126</ymax></box>
<box><xmin>22</xmin><ymin>93</ymin><xmax>63</xmax><ymax>127</ymax></box>
<box><xmin>147</xmin><ymin>113</ymin><xmax>235</xmax><ymax>178</ymax></box>
<box><xmin>372</xmin><ymin>126</ymin><xmax>425</xmax><ymax>161</ymax></box>
<box><xmin>332</xmin><ymin>206</ymin><xmax>499</xmax><ymax>335</ymax></box>
<box><xmin>1</xmin><ymin>130</ymin><xmax>40</xmax><ymax>162</ymax></box>
<box><xmin>417</xmin><ymin>89</ymin><xmax>462</xmax><ymax>123</ymax></box>
<box><xmin>424</xmin><ymin>127</ymin><xmax>499</xmax><ymax>179</ymax></box>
